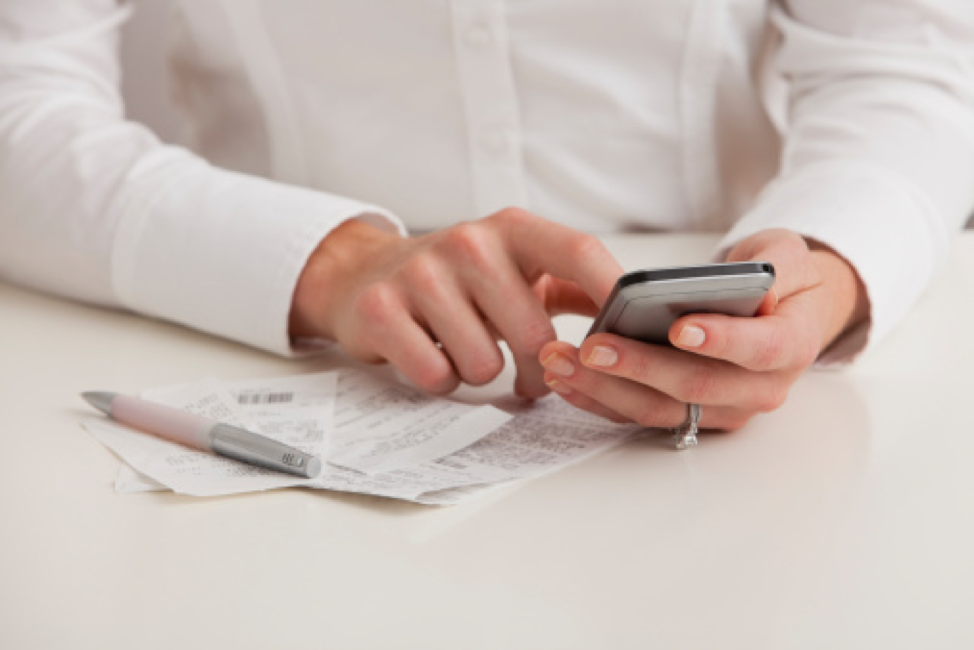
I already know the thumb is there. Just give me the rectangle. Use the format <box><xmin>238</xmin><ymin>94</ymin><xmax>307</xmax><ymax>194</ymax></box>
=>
<box><xmin>725</xmin><ymin>229</ymin><xmax>815</xmax><ymax>300</ymax></box>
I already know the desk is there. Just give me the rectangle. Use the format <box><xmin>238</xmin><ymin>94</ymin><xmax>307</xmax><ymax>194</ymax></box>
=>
<box><xmin>2</xmin><ymin>233</ymin><xmax>973</xmax><ymax>649</ymax></box>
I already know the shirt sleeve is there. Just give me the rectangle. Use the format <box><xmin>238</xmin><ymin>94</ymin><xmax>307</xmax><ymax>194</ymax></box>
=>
<box><xmin>0</xmin><ymin>0</ymin><xmax>404</xmax><ymax>356</ymax></box>
<box><xmin>717</xmin><ymin>0</ymin><xmax>974</xmax><ymax>363</ymax></box>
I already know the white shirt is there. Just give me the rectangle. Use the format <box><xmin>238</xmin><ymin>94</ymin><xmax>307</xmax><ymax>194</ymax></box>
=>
<box><xmin>2</xmin><ymin>0</ymin><xmax>974</xmax><ymax>357</ymax></box>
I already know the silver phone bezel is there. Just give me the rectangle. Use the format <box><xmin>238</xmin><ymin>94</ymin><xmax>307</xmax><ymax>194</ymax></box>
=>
<box><xmin>587</xmin><ymin>263</ymin><xmax>775</xmax><ymax>345</ymax></box>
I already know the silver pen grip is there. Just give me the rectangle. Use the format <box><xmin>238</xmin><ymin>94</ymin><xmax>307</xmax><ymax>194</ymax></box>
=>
<box><xmin>210</xmin><ymin>424</ymin><xmax>321</xmax><ymax>478</ymax></box>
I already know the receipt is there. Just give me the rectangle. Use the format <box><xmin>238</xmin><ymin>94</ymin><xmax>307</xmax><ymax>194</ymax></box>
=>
<box><xmin>86</xmin><ymin>375</ymin><xmax>336</xmax><ymax>496</ymax></box>
<box><xmin>82</xmin><ymin>369</ymin><xmax>641</xmax><ymax>504</ymax></box>
<box><xmin>326</xmin><ymin>371</ymin><xmax>512</xmax><ymax>475</ymax></box>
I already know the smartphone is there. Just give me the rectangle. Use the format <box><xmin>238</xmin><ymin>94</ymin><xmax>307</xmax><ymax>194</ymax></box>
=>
<box><xmin>586</xmin><ymin>261</ymin><xmax>776</xmax><ymax>345</ymax></box>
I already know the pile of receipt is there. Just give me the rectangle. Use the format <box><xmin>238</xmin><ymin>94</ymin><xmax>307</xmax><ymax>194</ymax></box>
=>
<box><xmin>82</xmin><ymin>369</ymin><xmax>642</xmax><ymax>505</ymax></box>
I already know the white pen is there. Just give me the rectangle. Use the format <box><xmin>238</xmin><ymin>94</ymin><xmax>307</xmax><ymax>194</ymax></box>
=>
<box><xmin>81</xmin><ymin>391</ymin><xmax>322</xmax><ymax>478</ymax></box>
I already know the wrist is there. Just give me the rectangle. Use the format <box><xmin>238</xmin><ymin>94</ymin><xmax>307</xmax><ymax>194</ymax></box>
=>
<box><xmin>289</xmin><ymin>218</ymin><xmax>400</xmax><ymax>340</ymax></box>
<box><xmin>806</xmin><ymin>241</ymin><xmax>869</xmax><ymax>348</ymax></box>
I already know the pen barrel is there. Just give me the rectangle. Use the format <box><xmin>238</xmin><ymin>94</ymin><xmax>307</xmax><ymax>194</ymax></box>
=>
<box><xmin>111</xmin><ymin>395</ymin><xmax>212</xmax><ymax>450</ymax></box>
<box><xmin>210</xmin><ymin>424</ymin><xmax>321</xmax><ymax>478</ymax></box>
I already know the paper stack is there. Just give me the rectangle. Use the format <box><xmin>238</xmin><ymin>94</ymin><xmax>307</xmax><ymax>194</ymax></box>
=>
<box><xmin>82</xmin><ymin>369</ymin><xmax>642</xmax><ymax>505</ymax></box>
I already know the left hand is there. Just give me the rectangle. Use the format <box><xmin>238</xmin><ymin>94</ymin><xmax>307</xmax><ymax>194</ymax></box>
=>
<box><xmin>538</xmin><ymin>229</ymin><xmax>869</xmax><ymax>431</ymax></box>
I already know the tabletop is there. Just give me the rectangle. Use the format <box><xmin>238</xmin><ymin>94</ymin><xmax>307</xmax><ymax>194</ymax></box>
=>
<box><xmin>2</xmin><ymin>233</ymin><xmax>973</xmax><ymax>649</ymax></box>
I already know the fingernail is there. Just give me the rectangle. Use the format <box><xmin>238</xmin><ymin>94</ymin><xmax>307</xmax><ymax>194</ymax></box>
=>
<box><xmin>541</xmin><ymin>352</ymin><xmax>574</xmax><ymax>377</ymax></box>
<box><xmin>545</xmin><ymin>378</ymin><xmax>572</xmax><ymax>395</ymax></box>
<box><xmin>585</xmin><ymin>345</ymin><xmax>618</xmax><ymax>368</ymax></box>
<box><xmin>677</xmin><ymin>325</ymin><xmax>706</xmax><ymax>348</ymax></box>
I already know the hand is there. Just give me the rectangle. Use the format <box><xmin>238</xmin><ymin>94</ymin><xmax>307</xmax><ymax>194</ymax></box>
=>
<box><xmin>289</xmin><ymin>208</ymin><xmax>623</xmax><ymax>397</ymax></box>
<box><xmin>538</xmin><ymin>229</ymin><xmax>869</xmax><ymax>430</ymax></box>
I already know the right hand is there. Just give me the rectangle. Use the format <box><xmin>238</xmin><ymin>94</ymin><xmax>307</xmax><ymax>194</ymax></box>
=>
<box><xmin>289</xmin><ymin>207</ymin><xmax>622</xmax><ymax>397</ymax></box>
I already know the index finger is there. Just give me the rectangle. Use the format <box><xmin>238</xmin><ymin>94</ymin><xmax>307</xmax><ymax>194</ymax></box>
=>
<box><xmin>500</xmin><ymin>209</ymin><xmax>623</xmax><ymax>307</ymax></box>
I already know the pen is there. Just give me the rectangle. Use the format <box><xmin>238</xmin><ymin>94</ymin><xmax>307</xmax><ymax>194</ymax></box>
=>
<box><xmin>81</xmin><ymin>391</ymin><xmax>322</xmax><ymax>478</ymax></box>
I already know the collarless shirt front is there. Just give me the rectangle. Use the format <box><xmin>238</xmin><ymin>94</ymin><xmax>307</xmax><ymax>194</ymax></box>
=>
<box><xmin>171</xmin><ymin>0</ymin><xmax>774</xmax><ymax>234</ymax></box>
<box><xmin>2</xmin><ymin>0</ymin><xmax>973</xmax><ymax>356</ymax></box>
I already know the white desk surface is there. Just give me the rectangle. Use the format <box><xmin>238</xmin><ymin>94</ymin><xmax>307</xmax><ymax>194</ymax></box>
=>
<box><xmin>2</xmin><ymin>233</ymin><xmax>973</xmax><ymax>649</ymax></box>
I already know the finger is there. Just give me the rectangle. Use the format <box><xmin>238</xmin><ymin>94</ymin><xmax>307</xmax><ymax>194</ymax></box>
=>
<box><xmin>756</xmin><ymin>287</ymin><xmax>778</xmax><ymax>317</ymax></box>
<box><xmin>501</xmin><ymin>210</ymin><xmax>624</xmax><ymax>305</ymax></box>
<box><xmin>543</xmin><ymin>374</ymin><xmax>632</xmax><ymax>423</ymax></box>
<box><xmin>363</xmin><ymin>304</ymin><xmax>461</xmax><ymax>395</ymax></box>
<box><xmin>407</xmin><ymin>262</ymin><xmax>505</xmax><ymax>386</ymax></box>
<box><xmin>471</xmin><ymin>257</ymin><xmax>558</xmax><ymax>398</ymax></box>
<box><xmin>534</xmin><ymin>275</ymin><xmax>601</xmax><ymax>318</ymax></box>
<box><xmin>571</xmin><ymin>334</ymin><xmax>790</xmax><ymax>413</ymax></box>
<box><xmin>540</xmin><ymin>341</ymin><xmax>753</xmax><ymax>429</ymax></box>
<box><xmin>541</xmin><ymin>342</ymin><xmax>684</xmax><ymax>425</ymax></box>
<box><xmin>668</xmin><ymin>293</ymin><xmax>821</xmax><ymax>372</ymax></box>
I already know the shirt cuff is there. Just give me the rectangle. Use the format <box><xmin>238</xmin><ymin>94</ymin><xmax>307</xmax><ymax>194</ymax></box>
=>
<box><xmin>111</xmin><ymin>159</ymin><xmax>406</xmax><ymax>356</ymax></box>
<box><xmin>715</xmin><ymin>161</ymin><xmax>951</xmax><ymax>364</ymax></box>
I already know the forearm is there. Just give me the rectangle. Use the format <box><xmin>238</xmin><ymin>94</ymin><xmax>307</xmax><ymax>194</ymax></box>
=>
<box><xmin>719</xmin><ymin>3</ymin><xmax>974</xmax><ymax>359</ymax></box>
<box><xmin>0</xmin><ymin>1</ymin><xmax>404</xmax><ymax>355</ymax></box>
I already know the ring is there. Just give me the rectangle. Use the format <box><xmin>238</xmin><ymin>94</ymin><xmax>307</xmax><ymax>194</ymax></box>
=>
<box><xmin>671</xmin><ymin>403</ymin><xmax>701</xmax><ymax>450</ymax></box>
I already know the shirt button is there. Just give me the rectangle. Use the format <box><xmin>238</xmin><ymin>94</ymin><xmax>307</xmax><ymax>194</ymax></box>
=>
<box><xmin>464</xmin><ymin>24</ymin><xmax>493</xmax><ymax>49</ymax></box>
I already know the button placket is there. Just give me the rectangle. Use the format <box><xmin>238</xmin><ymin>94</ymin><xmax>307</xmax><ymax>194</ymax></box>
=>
<box><xmin>450</xmin><ymin>0</ymin><xmax>527</xmax><ymax>217</ymax></box>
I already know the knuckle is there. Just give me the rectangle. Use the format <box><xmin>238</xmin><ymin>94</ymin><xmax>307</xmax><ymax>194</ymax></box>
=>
<box><xmin>750</xmin><ymin>333</ymin><xmax>785</xmax><ymax>370</ymax></box>
<box><xmin>441</xmin><ymin>223</ymin><xmax>494</xmax><ymax>269</ymax></box>
<box><xmin>513</xmin><ymin>317</ymin><xmax>557</xmax><ymax>355</ymax></box>
<box><xmin>493</xmin><ymin>206</ymin><xmax>532</xmax><ymax>227</ymax></box>
<box><xmin>401</xmin><ymin>254</ymin><xmax>444</xmax><ymax>294</ymax></box>
<box><xmin>565</xmin><ymin>231</ymin><xmax>606</xmax><ymax>261</ymax></box>
<box><xmin>347</xmin><ymin>287</ymin><xmax>401</xmax><ymax>357</ymax></box>
<box><xmin>680</xmin><ymin>367</ymin><xmax>719</xmax><ymax>404</ymax></box>
<box><xmin>353</xmin><ymin>284</ymin><xmax>399</xmax><ymax>323</ymax></box>
<box><xmin>413</xmin><ymin>359</ymin><xmax>459</xmax><ymax>395</ymax></box>
<box><xmin>463</xmin><ymin>352</ymin><xmax>504</xmax><ymax>386</ymax></box>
